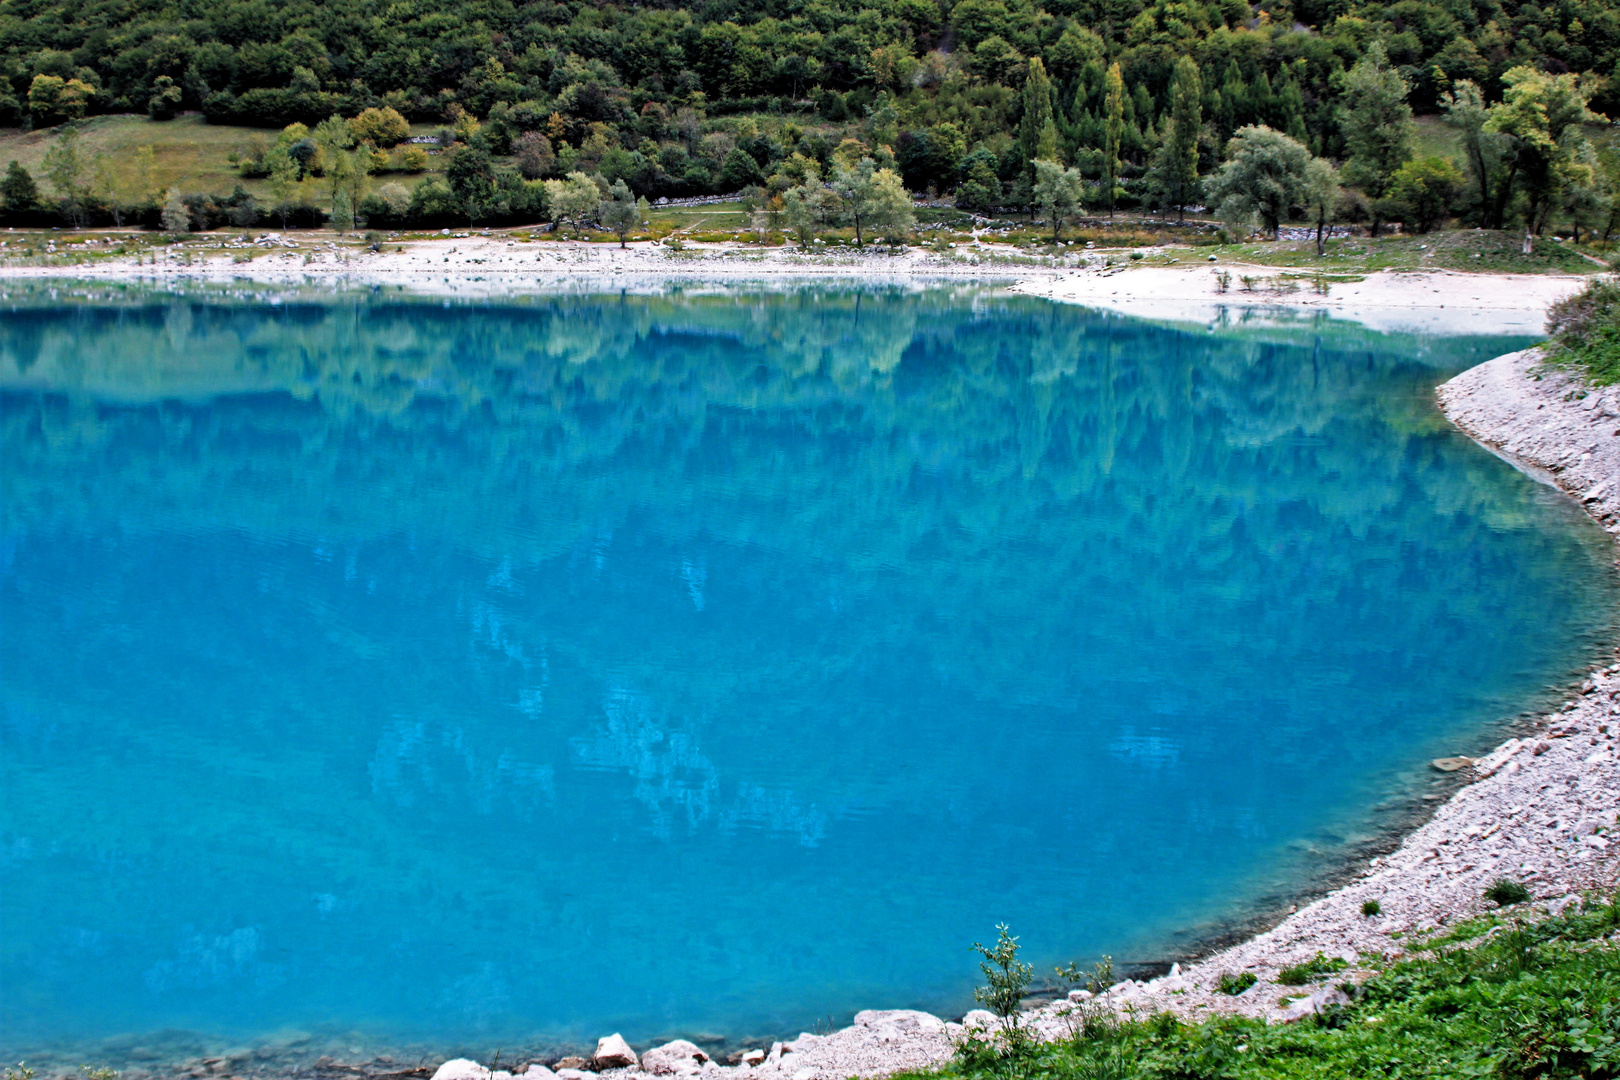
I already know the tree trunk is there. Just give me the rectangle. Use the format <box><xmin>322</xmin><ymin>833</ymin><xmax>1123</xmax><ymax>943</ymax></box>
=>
<box><xmin>1315</xmin><ymin>210</ymin><xmax>1325</xmax><ymax>258</ymax></box>
<box><xmin>1522</xmin><ymin>225</ymin><xmax>1533</xmax><ymax>255</ymax></box>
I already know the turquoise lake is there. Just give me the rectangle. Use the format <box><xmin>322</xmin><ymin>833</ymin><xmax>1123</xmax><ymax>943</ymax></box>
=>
<box><xmin>1</xmin><ymin>283</ymin><xmax>1615</xmax><ymax>1063</ymax></box>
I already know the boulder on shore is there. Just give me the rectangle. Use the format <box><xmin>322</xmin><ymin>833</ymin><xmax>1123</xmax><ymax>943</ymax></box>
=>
<box><xmin>431</xmin><ymin>1061</ymin><xmax>490</xmax><ymax>1080</ymax></box>
<box><xmin>641</xmin><ymin>1040</ymin><xmax>711</xmax><ymax>1076</ymax></box>
<box><xmin>591</xmin><ymin>1034</ymin><xmax>639</xmax><ymax>1071</ymax></box>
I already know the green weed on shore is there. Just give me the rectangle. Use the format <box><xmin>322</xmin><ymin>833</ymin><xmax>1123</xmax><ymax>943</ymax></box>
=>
<box><xmin>1546</xmin><ymin>277</ymin><xmax>1620</xmax><ymax>385</ymax></box>
<box><xmin>917</xmin><ymin>894</ymin><xmax>1620</xmax><ymax>1080</ymax></box>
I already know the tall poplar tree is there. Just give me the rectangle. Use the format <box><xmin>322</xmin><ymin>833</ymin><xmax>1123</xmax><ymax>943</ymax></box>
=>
<box><xmin>1019</xmin><ymin>58</ymin><xmax>1055</xmax><ymax>167</ymax></box>
<box><xmin>1103</xmin><ymin>62</ymin><xmax>1125</xmax><ymax>216</ymax></box>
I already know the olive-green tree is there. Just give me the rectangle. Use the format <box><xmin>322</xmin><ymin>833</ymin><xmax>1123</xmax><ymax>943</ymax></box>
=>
<box><xmin>599</xmin><ymin>177</ymin><xmax>640</xmax><ymax>246</ymax></box>
<box><xmin>1486</xmin><ymin>66</ymin><xmax>1599</xmax><ymax>251</ymax></box>
<box><xmin>543</xmin><ymin>171</ymin><xmax>602</xmax><ymax>230</ymax></box>
<box><xmin>1033</xmin><ymin>158</ymin><xmax>1085</xmax><ymax>240</ymax></box>
<box><xmin>1203</xmin><ymin>125</ymin><xmax>1312</xmax><ymax>239</ymax></box>
<box><xmin>42</xmin><ymin>124</ymin><xmax>93</xmax><ymax>227</ymax></box>
<box><xmin>1302</xmin><ymin>156</ymin><xmax>1341</xmax><ymax>256</ymax></box>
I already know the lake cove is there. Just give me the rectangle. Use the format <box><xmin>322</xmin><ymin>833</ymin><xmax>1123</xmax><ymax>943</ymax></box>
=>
<box><xmin>1</xmin><ymin>283</ymin><xmax>1615</xmax><ymax>1069</ymax></box>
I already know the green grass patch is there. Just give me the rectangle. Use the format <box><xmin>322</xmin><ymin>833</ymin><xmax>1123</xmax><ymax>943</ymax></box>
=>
<box><xmin>1276</xmin><ymin>953</ymin><xmax>1348</xmax><ymax>986</ymax></box>
<box><xmin>1545</xmin><ymin>276</ymin><xmax>1620</xmax><ymax>385</ymax></box>
<box><xmin>910</xmin><ymin>893</ymin><xmax>1620</xmax><ymax>1080</ymax></box>
<box><xmin>1212</xmin><ymin>228</ymin><xmax>1608</xmax><ymax>275</ymax></box>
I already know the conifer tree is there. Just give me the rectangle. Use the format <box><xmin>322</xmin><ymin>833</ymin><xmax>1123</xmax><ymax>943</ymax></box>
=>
<box><xmin>1219</xmin><ymin>60</ymin><xmax>1246</xmax><ymax>134</ymax></box>
<box><xmin>1150</xmin><ymin>56</ymin><xmax>1204</xmax><ymax>220</ymax></box>
<box><xmin>1341</xmin><ymin>41</ymin><xmax>1416</xmax><ymax>233</ymax></box>
<box><xmin>1251</xmin><ymin>71</ymin><xmax>1276</xmax><ymax>127</ymax></box>
<box><xmin>1</xmin><ymin>160</ymin><xmax>39</xmax><ymax>213</ymax></box>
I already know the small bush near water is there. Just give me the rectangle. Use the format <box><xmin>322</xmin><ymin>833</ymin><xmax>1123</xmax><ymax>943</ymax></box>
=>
<box><xmin>1217</xmin><ymin>972</ymin><xmax>1257</xmax><ymax>995</ymax></box>
<box><xmin>1486</xmin><ymin>878</ymin><xmax>1533</xmax><ymax>906</ymax></box>
<box><xmin>1546</xmin><ymin>277</ymin><xmax>1620</xmax><ymax>385</ymax></box>
<box><xmin>1276</xmin><ymin>953</ymin><xmax>1348</xmax><ymax>986</ymax></box>
<box><xmin>1361</xmin><ymin>899</ymin><xmax>1382</xmax><ymax>917</ymax></box>
<box><xmin>930</xmin><ymin>894</ymin><xmax>1620</xmax><ymax>1080</ymax></box>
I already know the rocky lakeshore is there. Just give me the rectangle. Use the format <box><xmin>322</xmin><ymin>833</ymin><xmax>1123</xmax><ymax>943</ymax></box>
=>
<box><xmin>410</xmin><ymin>346</ymin><xmax>1620</xmax><ymax>1080</ymax></box>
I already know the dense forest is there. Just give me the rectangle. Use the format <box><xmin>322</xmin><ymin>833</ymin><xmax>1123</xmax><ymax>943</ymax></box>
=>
<box><xmin>1</xmin><ymin>0</ymin><xmax>1618</xmax><ymax>234</ymax></box>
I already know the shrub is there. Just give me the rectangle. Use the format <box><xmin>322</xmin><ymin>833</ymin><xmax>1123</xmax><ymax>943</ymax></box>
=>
<box><xmin>1545</xmin><ymin>275</ymin><xmax>1620</xmax><ymax>385</ymax></box>
<box><xmin>1361</xmin><ymin>899</ymin><xmax>1381</xmax><ymax>917</ymax></box>
<box><xmin>1276</xmin><ymin>953</ymin><xmax>1346</xmax><ymax>986</ymax></box>
<box><xmin>351</xmin><ymin>106</ymin><xmax>410</xmax><ymax>147</ymax></box>
<box><xmin>1484</xmin><ymin>878</ymin><xmax>1531</xmax><ymax>906</ymax></box>
<box><xmin>1217</xmin><ymin>971</ymin><xmax>1257</xmax><ymax>995</ymax></box>
<box><xmin>393</xmin><ymin>147</ymin><xmax>430</xmax><ymax>173</ymax></box>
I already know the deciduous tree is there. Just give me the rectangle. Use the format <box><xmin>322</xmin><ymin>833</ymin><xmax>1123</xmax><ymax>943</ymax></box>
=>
<box><xmin>1203</xmin><ymin>125</ymin><xmax>1311</xmax><ymax>239</ymax></box>
<box><xmin>1032</xmin><ymin>159</ymin><xmax>1084</xmax><ymax>240</ymax></box>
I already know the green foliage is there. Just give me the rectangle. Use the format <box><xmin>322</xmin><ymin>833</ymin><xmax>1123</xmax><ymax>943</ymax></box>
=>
<box><xmin>599</xmin><ymin>177</ymin><xmax>640</xmax><ymax>246</ymax></box>
<box><xmin>973</xmin><ymin>924</ymin><xmax>1033</xmax><ymax>1026</ymax></box>
<box><xmin>1204</xmin><ymin>125</ymin><xmax>1312</xmax><ymax>239</ymax></box>
<box><xmin>906</xmin><ymin>894</ymin><xmax>1620</xmax><ymax>1080</ymax></box>
<box><xmin>1275</xmin><ymin>952</ymin><xmax>1347</xmax><ymax>986</ymax></box>
<box><xmin>1</xmin><ymin>161</ymin><xmax>39</xmax><ymax>212</ymax></box>
<box><xmin>331</xmin><ymin>188</ymin><xmax>353</xmax><ymax>232</ymax></box>
<box><xmin>1485</xmin><ymin>878</ymin><xmax>1534</xmax><ymax>906</ymax></box>
<box><xmin>1546</xmin><ymin>276</ymin><xmax>1620</xmax><ymax>385</ymax></box>
<box><xmin>1486</xmin><ymin>68</ymin><xmax>1601</xmax><ymax>237</ymax></box>
<box><xmin>1148</xmin><ymin>57</ymin><xmax>1202</xmax><ymax>221</ymax></box>
<box><xmin>1339</xmin><ymin>43</ymin><xmax>1415</xmax><ymax>203</ymax></box>
<box><xmin>1388</xmin><ymin>155</ymin><xmax>1463</xmax><ymax>232</ymax></box>
<box><xmin>1032</xmin><ymin>159</ymin><xmax>1084</xmax><ymax>239</ymax></box>
<box><xmin>1361</xmin><ymin>899</ymin><xmax>1381</xmax><ymax>916</ymax></box>
<box><xmin>1217</xmin><ymin>971</ymin><xmax>1256</xmax><ymax>995</ymax></box>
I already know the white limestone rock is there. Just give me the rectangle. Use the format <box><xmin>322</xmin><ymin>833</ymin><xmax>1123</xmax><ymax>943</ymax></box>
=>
<box><xmin>432</xmin><ymin>1061</ymin><xmax>491</xmax><ymax>1080</ymax></box>
<box><xmin>640</xmin><ymin>1041</ymin><xmax>711</xmax><ymax>1076</ymax></box>
<box><xmin>591</xmin><ymin>1035</ymin><xmax>638</xmax><ymax>1071</ymax></box>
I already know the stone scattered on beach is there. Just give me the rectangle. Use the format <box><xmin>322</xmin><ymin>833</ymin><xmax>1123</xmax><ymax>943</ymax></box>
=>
<box><xmin>1430</xmin><ymin>756</ymin><xmax>1473</xmax><ymax>772</ymax></box>
<box><xmin>592</xmin><ymin>1035</ymin><xmax>639</xmax><ymax>1071</ymax></box>
<box><xmin>431</xmin><ymin>1061</ymin><xmax>490</xmax><ymax>1080</ymax></box>
<box><xmin>522</xmin><ymin>1066</ymin><xmax>559</xmax><ymax>1080</ymax></box>
<box><xmin>641</xmin><ymin>1040</ymin><xmax>711</xmax><ymax>1075</ymax></box>
<box><xmin>553</xmin><ymin>1059</ymin><xmax>590</xmax><ymax>1071</ymax></box>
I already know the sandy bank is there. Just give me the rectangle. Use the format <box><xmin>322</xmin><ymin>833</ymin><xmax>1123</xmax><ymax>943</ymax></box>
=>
<box><xmin>1012</xmin><ymin>262</ymin><xmax>1589</xmax><ymax>336</ymax></box>
<box><xmin>0</xmin><ymin>234</ymin><xmax>1590</xmax><ymax>334</ymax></box>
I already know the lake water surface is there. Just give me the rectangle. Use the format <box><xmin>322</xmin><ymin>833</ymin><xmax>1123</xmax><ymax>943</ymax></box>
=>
<box><xmin>1</xmin><ymin>284</ymin><xmax>1615</xmax><ymax>1062</ymax></box>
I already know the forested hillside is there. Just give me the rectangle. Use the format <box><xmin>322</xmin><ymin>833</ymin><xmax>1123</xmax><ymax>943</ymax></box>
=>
<box><xmin>1</xmin><ymin>0</ymin><xmax>1618</xmax><ymax>235</ymax></box>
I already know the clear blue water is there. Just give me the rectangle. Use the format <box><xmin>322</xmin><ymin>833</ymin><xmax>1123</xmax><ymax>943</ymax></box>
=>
<box><xmin>0</xmin><ymin>284</ymin><xmax>1615</xmax><ymax>1061</ymax></box>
